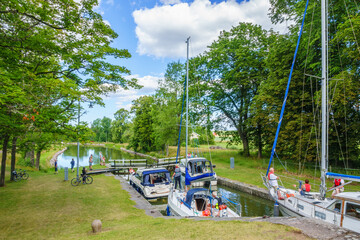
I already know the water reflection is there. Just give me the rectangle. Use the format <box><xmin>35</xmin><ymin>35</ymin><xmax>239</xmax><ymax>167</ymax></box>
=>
<box><xmin>218</xmin><ymin>185</ymin><xmax>279</xmax><ymax>217</ymax></box>
<box><xmin>56</xmin><ymin>145</ymin><xmax>140</xmax><ymax>169</ymax></box>
<box><xmin>148</xmin><ymin>184</ymin><xmax>278</xmax><ymax>217</ymax></box>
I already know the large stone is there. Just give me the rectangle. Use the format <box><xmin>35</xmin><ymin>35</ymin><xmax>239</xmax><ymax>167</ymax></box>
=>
<box><xmin>91</xmin><ymin>219</ymin><xmax>102</xmax><ymax>233</ymax></box>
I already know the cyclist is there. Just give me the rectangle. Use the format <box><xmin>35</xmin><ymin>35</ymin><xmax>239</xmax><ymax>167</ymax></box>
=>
<box><xmin>81</xmin><ymin>167</ymin><xmax>87</xmax><ymax>184</ymax></box>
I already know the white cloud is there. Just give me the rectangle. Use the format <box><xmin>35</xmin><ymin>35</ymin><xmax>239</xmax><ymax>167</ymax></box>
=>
<box><xmin>160</xmin><ymin>0</ymin><xmax>182</xmax><ymax>4</ymax></box>
<box><xmin>106</xmin><ymin>0</ymin><xmax>114</xmax><ymax>5</ymax></box>
<box><xmin>110</xmin><ymin>74</ymin><xmax>162</xmax><ymax>110</ymax></box>
<box><xmin>133</xmin><ymin>0</ymin><xmax>289</xmax><ymax>58</ymax></box>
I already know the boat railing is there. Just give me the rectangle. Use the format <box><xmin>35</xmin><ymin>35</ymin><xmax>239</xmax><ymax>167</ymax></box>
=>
<box><xmin>109</xmin><ymin>159</ymin><xmax>148</xmax><ymax>168</ymax></box>
<box><xmin>157</xmin><ymin>157</ymin><xmax>179</xmax><ymax>166</ymax></box>
<box><xmin>220</xmin><ymin>195</ymin><xmax>242</xmax><ymax>217</ymax></box>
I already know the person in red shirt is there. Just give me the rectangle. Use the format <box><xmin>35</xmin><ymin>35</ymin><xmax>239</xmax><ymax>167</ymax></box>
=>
<box><xmin>331</xmin><ymin>178</ymin><xmax>344</xmax><ymax>197</ymax></box>
<box><xmin>299</xmin><ymin>179</ymin><xmax>311</xmax><ymax>195</ymax></box>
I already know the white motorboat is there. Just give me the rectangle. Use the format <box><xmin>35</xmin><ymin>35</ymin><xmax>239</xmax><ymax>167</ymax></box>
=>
<box><xmin>262</xmin><ymin>0</ymin><xmax>360</xmax><ymax>234</ymax></box>
<box><xmin>129</xmin><ymin>168</ymin><xmax>172</xmax><ymax>199</ymax></box>
<box><xmin>167</xmin><ymin>187</ymin><xmax>240</xmax><ymax>217</ymax></box>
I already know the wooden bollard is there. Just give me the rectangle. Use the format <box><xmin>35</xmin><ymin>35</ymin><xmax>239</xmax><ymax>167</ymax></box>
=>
<box><xmin>91</xmin><ymin>219</ymin><xmax>102</xmax><ymax>233</ymax></box>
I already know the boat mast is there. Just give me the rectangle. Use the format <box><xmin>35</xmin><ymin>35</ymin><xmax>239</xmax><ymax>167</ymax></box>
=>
<box><xmin>186</xmin><ymin>37</ymin><xmax>190</xmax><ymax>162</ymax></box>
<box><xmin>320</xmin><ymin>0</ymin><xmax>328</xmax><ymax>198</ymax></box>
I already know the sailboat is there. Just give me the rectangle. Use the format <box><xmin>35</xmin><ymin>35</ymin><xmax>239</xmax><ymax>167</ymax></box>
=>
<box><xmin>262</xmin><ymin>0</ymin><xmax>360</xmax><ymax>233</ymax></box>
<box><xmin>167</xmin><ymin>37</ymin><xmax>240</xmax><ymax>217</ymax></box>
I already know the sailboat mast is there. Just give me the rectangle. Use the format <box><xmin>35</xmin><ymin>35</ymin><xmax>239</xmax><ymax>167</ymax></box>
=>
<box><xmin>320</xmin><ymin>0</ymin><xmax>328</xmax><ymax>198</ymax></box>
<box><xmin>186</xmin><ymin>37</ymin><xmax>190</xmax><ymax>161</ymax></box>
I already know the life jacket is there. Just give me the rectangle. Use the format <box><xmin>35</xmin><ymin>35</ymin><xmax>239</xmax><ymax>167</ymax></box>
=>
<box><xmin>304</xmin><ymin>183</ymin><xmax>311</xmax><ymax>192</ymax></box>
<box><xmin>214</xmin><ymin>197</ymin><xmax>223</xmax><ymax>209</ymax></box>
<box><xmin>334</xmin><ymin>179</ymin><xmax>341</xmax><ymax>187</ymax></box>
<box><xmin>268</xmin><ymin>172</ymin><xmax>273</xmax><ymax>180</ymax></box>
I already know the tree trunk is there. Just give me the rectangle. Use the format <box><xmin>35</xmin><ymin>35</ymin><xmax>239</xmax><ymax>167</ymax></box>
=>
<box><xmin>166</xmin><ymin>144</ymin><xmax>169</xmax><ymax>157</ymax></box>
<box><xmin>1</xmin><ymin>134</ymin><xmax>10</xmax><ymax>187</ymax></box>
<box><xmin>30</xmin><ymin>149</ymin><xmax>35</xmax><ymax>167</ymax></box>
<box><xmin>10</xmin><ymin>136</ymin><xmax>18</xmax><ymax>181</ymax></box>
<box><xmin>242</xmin><ymin>136</ymin><xmax>250</xmax><ymax>156</ymax></box>
<box><xmin>257</xmin><ymin>123</ymin><xmax>262</xmax><ymax>159</ymax></box>
<box><xmin>36</xmin><ymin>150</ymin><xmax>41</xmax><ymax>170</ymax></box>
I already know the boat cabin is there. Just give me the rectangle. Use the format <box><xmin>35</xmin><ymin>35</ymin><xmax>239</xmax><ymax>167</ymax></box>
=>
<box><xmin>184</xmin><ymin>188</ymin><xmax>209</xmax><ymax>211</ymax></box>
<box><xmin>129</xmin><ymin>168</ymin><xmax>172</xmax><ymax>199</ymax></box>
<box><xmin>180</xmin><ymin>157</ymin><xmax>215</xmax><ymax>176</ymax></box>
<box><xmin>133</xmin><ymin>168</ymin><xmax>171</xmax><ymax>186</ymax></box>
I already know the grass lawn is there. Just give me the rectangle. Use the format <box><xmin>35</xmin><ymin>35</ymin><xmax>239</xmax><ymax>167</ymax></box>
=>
<box><xmin>0</xmin><ymin>169</ymin><xmax>310</xmax><ymax>240</ymax></box>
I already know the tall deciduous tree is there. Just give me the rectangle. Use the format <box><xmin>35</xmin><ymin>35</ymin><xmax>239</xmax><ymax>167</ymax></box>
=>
<box><xmin>130</xmin><ymin>96</ymin><xmax>155</xmax><ymax>152</ymax></box>
<box><xmin>111</xmin><ymin>109</ymin><xmax>130</xmax><ymax>143</ymax></box>
<box><xmin>0</xmin><ymin>0</ymin><xmax>139</xmax><ymax>186</ymax></box>
<box><xmin>193</xmin><ymin>23</ymin><xmax>269</xmax><ymax>156</ymax></box>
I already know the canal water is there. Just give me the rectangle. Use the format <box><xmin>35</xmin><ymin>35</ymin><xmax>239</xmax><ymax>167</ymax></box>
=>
<box><xmin>56</xmin><ymin>145</ymin><xmax>141</xmax><ymax>169</ymax></box>
<box><xmin>148</xmin><ymin>184</ymin><xmax>279</xmax><ymax>217</ymax></box>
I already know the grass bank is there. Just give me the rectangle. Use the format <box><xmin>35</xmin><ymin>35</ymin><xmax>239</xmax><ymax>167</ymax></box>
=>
<box><xmin>0</xmin><ymin>170</ymin><xmax>310</xmax><ymax>240</ymax></box>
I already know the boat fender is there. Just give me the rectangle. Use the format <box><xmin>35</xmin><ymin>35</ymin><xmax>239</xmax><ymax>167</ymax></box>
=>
<box><xmin>286</xmin><ymin>193</ymin><xmax>295</xmax><ymax>198</ymax></box>
<box><xmin>202</xmin><ymin>209</ymin><xmax>210</xmax><ymax>217</ymax></box>
<box><xmin>219</xmin><ymin>205</ymin><xmax>227</xmax><ymax>210</ymax></box>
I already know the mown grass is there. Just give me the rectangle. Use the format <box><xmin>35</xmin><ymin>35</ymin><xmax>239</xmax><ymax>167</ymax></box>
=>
<box><xmin>0</xmin><ymin>169</ymin><xmax>311</xmax><ymax>240</ymax></box>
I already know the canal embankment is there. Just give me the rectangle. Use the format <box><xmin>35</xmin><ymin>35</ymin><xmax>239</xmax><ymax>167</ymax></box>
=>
<box><xmin>120</xmin><ymin>147</ymin><xmax>158</xmax><ymax>161</ymax></box>
<box><xmin>217</xmin><ymin>176</ymin><xmax>271</xmax><ymax>200</ymax></box>
<box><xmin>50</xmin><ymin>147</ymin><xmax>67</xmax><ymax>166</ymax></box>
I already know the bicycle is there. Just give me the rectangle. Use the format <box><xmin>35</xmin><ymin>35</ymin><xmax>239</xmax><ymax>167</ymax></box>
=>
<box><xmin>71</xmin><ymin>174</ymin><xmax>93</xmax><ymax>186</ymax></box>
<box><xmin>11</xmin><ymin>170</ymin><xmax>22</xmax><ymax>182</ymax></box>
<box><xmin>17</xmin><ymin>169</ymin><xmax>29</xmax><ymax>180</ymax></box>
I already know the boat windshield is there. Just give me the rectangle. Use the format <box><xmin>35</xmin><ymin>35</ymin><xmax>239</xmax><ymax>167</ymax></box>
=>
<box><xmin>187</xmin><ymin>159</ymin><xmax>213</xmax><ymax>175</ymax></box>
<box><xmin>142</xmin><ymin>170</ymin><xmax>171</xmax><ymax>186</ymax></box>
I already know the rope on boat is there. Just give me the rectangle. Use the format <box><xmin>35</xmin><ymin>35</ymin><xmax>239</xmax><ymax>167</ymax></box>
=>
<box><xmin>266</xmin><ymin>0</ymin><xmax>310</xmax><ymax>176</ymax></box>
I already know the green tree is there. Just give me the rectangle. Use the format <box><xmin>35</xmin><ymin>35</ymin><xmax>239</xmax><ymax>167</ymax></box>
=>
<box><xmin>0</xmin><ymin>0</ymin><xmax>139</xmax><ymax>186</ymax></box>
<box><xmin>152</xmin><ymin>62</ymin><xmax>185</xmax><ymax>155</ymax></box>
<box><xmin>193</xmin><ymin>22</ymin><xmax>269</xmax><ymax>156</ymax></box>
<box><xmin>130</xmin><ymin>96</ymin><xmax>155</xmax><ymax>152</ymax></box>
<box><xmin>111</xmin><ymin>109</ymin><xmax>130</xmax><ymax>143</ymax></box>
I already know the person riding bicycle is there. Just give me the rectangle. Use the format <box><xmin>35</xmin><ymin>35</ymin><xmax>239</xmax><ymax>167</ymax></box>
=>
<box><xmin>81</xmin><ymin>167</ymin><xmax>87</xmax><ymax>184</ymax></box>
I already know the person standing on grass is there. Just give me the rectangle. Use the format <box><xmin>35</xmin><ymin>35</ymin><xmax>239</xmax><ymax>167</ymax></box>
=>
<box><xmin>70</xmin><ymin>158</ymin><xmax>75</xmax><ymax>172</ymax></box>
<box><xmin>89</xmin><ymin>154</ymin><xmax>93</xmax><ymax>170</ymax></box>
<box><xmin>54</xmin><ymin>159</ymin><xmax>58</xmax><ymax>174</ymax></box>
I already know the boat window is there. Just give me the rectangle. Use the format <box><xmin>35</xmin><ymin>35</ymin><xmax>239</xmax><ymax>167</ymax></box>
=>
<box><xmin>297</xmin><ymin>204</ymin><xmax>304</xmax><ymax>210</ymax></box>
<box><xmin>148</xmin><ymin>172</ymin><xmax>169</xmax><ymax>184</ymax></box>
<box><xmin>327</xmin><ymin>201</ymin><xmax>342</xmax><ymax>213</ymax></box>
<box><xmin>345</xmin><ymin>202</ymin><xmax>360</xmax><ymax>219</ymax></box>
<box><xmin>315</xmin><ymin>211</ymin><xmax>326</xmax><ymax>220</ymax></box>
<box><xmin>135</xmin><ymin>173</ymin><xmax>141</xmax><ymax>180</ymax></box>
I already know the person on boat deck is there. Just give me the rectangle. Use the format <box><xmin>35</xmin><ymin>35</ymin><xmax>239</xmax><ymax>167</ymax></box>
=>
<box><xmin>172</xmin><ymin>164</ymin><xmax>182</xmax><ymax>190</ymax></box>
<box><xmin>268</xmin><ymin>168</ymin><xmax>284</xmax><ymax>200</ymax></box>
<box><xmin>299</xmin><ymin>179</ymin><xmax>311</xmax><ymax>195</ymax></box>
<box><xmin>208</xmin><ymin>191</ymin><xmax>221</xmax><ymax>217</ymax></box>
<box><xmin>331</xmin><ymin>178</ymin><xmax>345</xmax><ymax>197</ymax></box>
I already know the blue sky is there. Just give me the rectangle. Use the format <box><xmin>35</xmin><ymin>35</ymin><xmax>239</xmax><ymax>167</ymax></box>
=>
<box><xmin>83</xmin><ymin>0</ymin><xmax>289</xmax><ymax>125</ymax></box>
